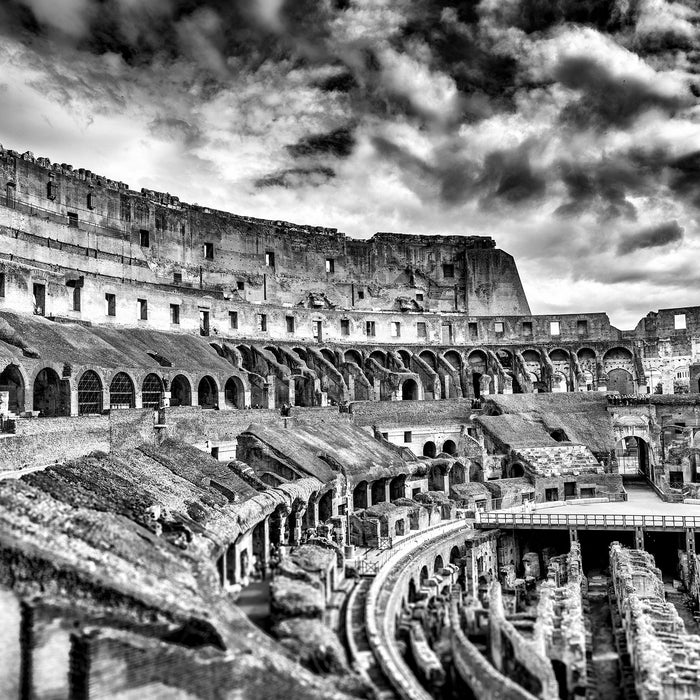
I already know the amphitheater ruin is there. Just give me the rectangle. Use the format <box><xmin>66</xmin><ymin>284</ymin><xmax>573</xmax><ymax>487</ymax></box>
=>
<box><xmin>2</xmin><ymin>145</ymin><xmax>700</xmax><ymax>699</ymax></box>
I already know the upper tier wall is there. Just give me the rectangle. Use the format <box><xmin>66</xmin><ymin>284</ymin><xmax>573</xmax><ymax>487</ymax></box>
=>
<box><xmin>0</xmin><ymin>147</ymin><xmax>531</xmax><ymax>317</ymax></box>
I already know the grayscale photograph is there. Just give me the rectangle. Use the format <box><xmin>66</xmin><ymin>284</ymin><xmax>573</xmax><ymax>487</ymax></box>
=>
<box><xmin>0</xmin><ymin>0</ymin><xmax>699</xmax><ymax>698</ymax></box>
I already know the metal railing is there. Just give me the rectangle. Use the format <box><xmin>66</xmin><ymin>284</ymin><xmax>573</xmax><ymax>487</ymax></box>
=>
<box><xmin>476</xmin><ymin>512</ymin><xmax>700</xmax><ymax>529</ymax></box>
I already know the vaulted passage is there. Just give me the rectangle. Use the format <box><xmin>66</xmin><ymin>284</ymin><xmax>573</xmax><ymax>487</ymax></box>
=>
<box><xmin>33</xmin><ymin>368</ymin><xmax>69</xmax><ymax>417</ymax></box>
<box><xmin>77</xmin><ymin>370</ymin><xmax>102</xmax><ymax>415</ymax></box>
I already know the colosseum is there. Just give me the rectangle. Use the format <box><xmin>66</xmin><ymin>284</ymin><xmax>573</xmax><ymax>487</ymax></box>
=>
<box><xmin>1</xmin><ymin>146</ymin><xmax>700</xmax><ymax>700</ymax></box>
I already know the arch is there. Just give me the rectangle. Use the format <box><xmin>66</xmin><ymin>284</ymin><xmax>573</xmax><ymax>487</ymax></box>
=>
<box><xmin>33</xmin><ymin>367</ymin><xmax>69</xmax><ymax>417</ymax></box>
<box><xmin>77</xmin><ymin>370</ymin><xmax>103</xmax><ymax>415</ymax></box>
<box><xmin>369</xmin><ymin>350</ymin><xmax>386</xmax><ymax>367</ymax></box>
<box><xmin>419</xmin><ymin>350</ymin><xmax>437</xmax><ymax>370</ymax></box>
<box><xmin>198</xmin><ymin>375</ymin><xmax>218</xmax><ymax>409</ymax></box>
<box><xmin>615</xmin><ymin>436</ymin><xmax>650</xmax><ymax>476</ymax></box>
<box><xmin>390</xmin><ymin>475</ymin><xmax>406</xmax><ymax>501</ymax></box>
<box><xmin>510</xmin><ymin>462</ymin><xmax>524</xmax><ymax>477</ymax></box>
<box><xmin>468</xmin><ymin>349</ymin><xmax>487</xmax><ymax>398</ymax></box>
<box><xmin>371</xmin><ymin>479</ymin><xmax>387</xmax><ymax>505</ymax></box>
<box><xmin>408</xmin><ymin>578</ymin><xmax>417</xmax><ymax>603</ymax></box>
<box><xmin>420</xmin><ymin>565</ymin><xmax>430</xmax><ymax>584</ymax></box>
<box><xmin>522</xmin><ymin>349</ymin><xmax>540</xmax><ymax>364</ymax></box>
<box><xmin>603</xmin><ymin>346</ymin><xmax>633</xmax><ymax>364</ymax></box>
<box><xmin>434</xmin><ymin>555</ymin><xmax>444</xmax><ymax>573</ymax></box>
<box><xmin>320</xmin><ymin>348</ymin><xmax>336</xmax><ymax>366</ymax></box>
<box><xmin>607</xmin><ymin>368</ymin><xmax>634</xmax><ymax>394</ymax></box>
<box><xmin>577</xmin><ymin>347</ymin><xmax>597</xmax><ymax>362</ymax></box>
<box><xmin>442</xmin><ymin>439</ymin><xmax>457</xmax><ymax>456</ymax></box>
<box><xmin>353</xmin><ymin>481</ymin><xmax>368</xmax><ymax>510</ymax></box>
<box><xmin>394</xmin><ymin>519</ymin><xmax>405</xmax><ymax>537</ymax></box>
<box><xmin>344</xmin><ymin>349</ymin><xmax>363</xmax><ymax>366</ymax></box>
<box><xmin>551</xmin><ymin>371</ymin><xmax>568</xmax><ymax>393</ymax></box>
<box><xmin>423</xmin><ymin>441</ymin><xmax>437</xmax><ymax>458</ymax></box>
<box><xmin>549</xmin><ymin>348</ymin><xmax>569</xmax><ymax>362</ymax></box>
<box><xmin>398</xmin><ymin>349</ymin><xmax>412</xmax><ymax>369</ymax></box>
<box><xmin>496</xmin><ymin>349</ymin><xmax>513</xmax><ymax>369</ymax></box>
<box><xmin>581</xmin><ymin>370</ymin><xmax>594</xmax><ymax>391</ymax></box>
<box><xmin>451</xmin><ymin>462</ymin><xmax>466</xmax><ymax>485</ymax></box>
<box><xmin>318</xmin><ymin>490</ymin><xmax>333</xmax><ymax>521</ymax></box>
<box><xmin>401</xmin><ymin>378</ymin><xmax>419</xmax><ymax>401</ymax></box>
<box><xmin>0</xmin><ymin>363</ymin><xmax>25</xmax><ymax>414</ymax></box>
<box><xmin>443</xmin><ymin>350</ymin><xmax>462</xmax><ymax>371</ymax></box>
<box><xmin>224</xmin><ymin>376</ymin><xmax>245</xmax><ymax>409</ymax></box>
<box><xmin>109</xmin><ymin>372</ymin><xmax>135</xmax><ymax>409</ymax></box>
<box><xmin>450</xmin><ymin>546</ymin><xmax>461</xmax><ymax>564</ymax></box>
<box><xmin>142</xmin><ymin>373</ymin><xmax>163</xmax><ymax>409</ymax></box>
<box><xmin>170</xmin><ymin>374</ymin><xmax>192</xmax><ymax>406</ymax></box>
<box><xmin>550</xmin><ymin>429</ymin><xmax>568</xmax><ymax>442</ymax></box>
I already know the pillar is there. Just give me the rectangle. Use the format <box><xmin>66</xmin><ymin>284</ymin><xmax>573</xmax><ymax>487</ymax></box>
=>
<box><xmin>687</xmin><ymin>528</ymin><xmax>696</xmax><ymax>557</ymax></box>
<box><xmin>384</xmin><ymin>479</ymin><xmax>391</xmax><ymax>504</ymax></box>
<box><xmin>215</xmin><ymin>390</ymin><xmax>224</xmax><ymax>410</ymax></box>
<box><xmin>292</xmin><ymin>510</ymin><xmax>305</xmax><ymax>545</ymax></box>
<box><xmin>288</xmin><ymin>378</ymin><xmax>295</xmax><ymax>407</ymax></box>
<box><xmin>443</xmin><ymin>466</ymin><xmax>452</xmax><ymax>496</ymax></box>
<box><xmin>161</xmin><ymin>390</ymin><xmax>171</xmax><ymax>408</ymax></box>
<box><xmin>69</xmin><ymin>387</ymin><xmax>79</xmax><ymax>416</ymax></box>
<box><xmin>634</xmin><ymin>527</ymin><xmax>645</xmax><ymax>550</ymax></box>
<box><xmin>366</xmin><ymin>482</ymin><xmax>373</xmax><ymax>508</ymax></box>
<box><xmin>569</xmin><ymin>528</ymin><xmax>578</xmax><ymax>545</ymax></box>
<box><xmin>266</xmin><ymin>376</ymin><xmax>276</xmax><ymax>409</ymax></box>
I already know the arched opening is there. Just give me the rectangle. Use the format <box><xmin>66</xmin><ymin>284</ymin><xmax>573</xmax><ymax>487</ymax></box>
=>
<box><xmin>109</xmin><ymin>372</ymin><xmax>135</xmax><ymax>409</ymax></box>
<box><xmin>77</xmin><ymin>370</ymin><xmax>103</xmax><ymax>415</ymax></box>
<box><xmin>607</xmin><ymin>368</ymin><xmax>634</xmax><ymax>394</ymax></box>
<box><xmin>420</xmin><ymin>566</ymin><xmax>430</xmax><ymax>584</ymax></box>
<box><xmin>369</xmin><ymin>351</ymin><xmax>386</xmax><ymax>368</ymax></box>
<box><xmin>398</xmin><ymin>350</ymin><xmax>412</xmax><ymax>369</ymax></box>
<box><xmin>451</xmin><ymin>462</ymin><xmax>466</xmax><ymax>485</ymax></box>
<box><xmin>390</xmin><ymin>475</ymin><xmax>406</xmax><ymax>501</ymax></box>
<box><xmin>371</xmin><ymin>479</ymin><xmax>387</xmax><ymax>505</ymax></box>
<box><xmin>344</xmin><ymin>349</ymin><xmax>363</xmax><ymax>366</ymax></box>
<box><xmin>395</xmin><ymin>519</ymin><xmax>405</xmax><ymax>537</ymax></box>
<box><xmin>581</xmin><ymin>370</ymin><xmax>594</xmax><ymax>392</ymax></box>
<box><xmin>429</xmin><ymin>464</ymin><xmax>445</xmax><ymax>491</ymax></box>
<box><xmin>442</xmin><ymin>439</ymin><xmax>457</xmax><ymax>456</ymax></box>
<box><xmin>550</xmin><ymin>429</ymin><xmax>568</xmax><ymax>442</ymax></box>
<box><xmin>419</xmin><ymin>350</ymin><xmax>437</xmax><ymax>370</ymax></box>
<box><xmin>33</xmin><ymin>368</ymin><xmax>69</xmax><ymax>417</ymax></box>
<box><xmin>468</xmin><ymin>350</ymin><xmax>487</xmax><ymax>398</ymax></box>
<box><xmin>551</xmin><ymin>372</ymin><xmax>567</xmax><ymax>393</ymax></box>
<box><xmin>353</xmin><ymin>481</ymin><xmax>368</xmax><ymax>510</ymax></box>
<box><xmin>615</xmin><ymin>436</ymin><xmax>650</xmax><ymax>476</ymax></box>
<box><xmin>423</xmin><ymin>441</ymin><xmax>437</xmax><ymax>458</ymax></box>
<box><xmin>198</xmin><ymin>375</ymin><xmax>218</xmax><ymax>409</ymax></box>
<box><xmin>510</xmin><ymin>462</ymin><xmax>524</xmax><ymax>478</ymax></box>
<box><xmin>434</xmin><ymin>555</ymin><xmax>444</xmax><ymax>573</ymax></box>
<box><xmin>224</xmin><ymin>376</ymin><xmax>245</xmax><ymax>409</ymax></box>
<box><xmin>444</xmin><ymin>350</ymin><xmax>462</xmax><ymax>372</ymax></box>
<box><xmin>408</xmin><ymin>578</ymin><xmax>417</xmax><ymax>603</ymax></box>
<box><xmin>170</xmin><ymin>374</ymin><xmax>192</xmax><ymax>407</ymax></box>
<box><xmin>401</xmin><ymin>378</ymin><xmax>419</xmax><ymax>401</ymax></box>
<box><xmin>252</xmin><ymin>520</ymin><xmax>267</xmax><ymax>572</ymax></box>
<box><xmin>318</xmin><ymin>490</ymin><xmax>333</xmax><ymax>521</ymax></box>
<box><xmin>142</xmin><ymin>373</ymin><xmax>163</xmax><ymax>409</ymax></box>
<box><xmin>450</xmin><ymin>546</ymin><xmax>461</xmax><ymax>564</ymax></box>
<box><xmin>0</xmin><ymin>364</ymin><xmax>25</xmax><ymax>415</ymax></box>
<box><xmin>320</xmin><ymin>348</ymin><xmax>336</xmax><ymax>366</ymax></box>
<box><xmin>240</xmin><ymin>548</ymin><xmax>249</xmax><ymax>582</ymax></box>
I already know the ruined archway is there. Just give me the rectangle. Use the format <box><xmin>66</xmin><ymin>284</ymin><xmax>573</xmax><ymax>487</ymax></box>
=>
<box><xmin>442</xmin><ymin>439</ymin><xmax>457</xmax><ymax>456</ymax></box>
<box><xmin>615</xmin><ymin>436</ymin><xmax>650</xmax><ymax>477</ymax></box>
<box><xmin>170</xmin><ymin>374</ymin><xmax>192</xmax><ymax>407</ymax></box>
<box><xmin>33</xmin><ymin>367</ymin><xmax>69</xmax><ymax>417</ymax></box>
<box><xmin>109</xmin><ymin>372</ymin><xmax>135</xmax><ymax>409</ymax></box>
<box><xmin>77</xmin><ymin>370</ymin><xmax>103</xmax><ymax>415</ymax></box>
<box><xmin>198</xmin><ymin>375</ymin><xmax>218</xmax><ymax>409</ymax></box>
<box><xmin>224</xmin><ymin>376</ymin><xmax>245</xmax><ymax>409</ymax></box>
<box><xmin>0</xmin><ymin>363</ymin><xmax>25</xmax><ymax>415</ymax></box>
<box><xmin>423</xmin><ymin>441</ymin><xmax>437</xmax><ymax>458</ymax></box>
<box><xmin>468</xmin><ymin>350</ymin><xmax>488</xmax><ymax>398</ymax></box>
<box><xmin>401</xmin><ymin>378</ymin><xmax>419</xmax><ymax>401</ymax></box>
<box><xmin>142</xmin><ymin>373</ymin><xmax>163</xmax><ymax>409</ymax></box>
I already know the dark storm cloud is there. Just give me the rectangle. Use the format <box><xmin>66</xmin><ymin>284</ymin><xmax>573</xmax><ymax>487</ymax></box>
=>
<box><xmin>287</xmin><ymin>127</ymin><xmax>356</xmax><ymax>159</ymax></box>
<box><xmin>148</xmin><ymin>117</ymin><xmax>204</xmax><ymax>148</ymax></box>
<box><xmin>255</xmin><ymin>166</ymin><xmax>336</xmax><ymax>189</ymax></box>
<box><xmin>617</xmin><ymin>220</ymin><xmax>684</xmax><ymax>255</ymax></box>
<box><xmin>554</xmin><ymin>55</ymin><xmax>694</xmax><ymax>128</ymax></box>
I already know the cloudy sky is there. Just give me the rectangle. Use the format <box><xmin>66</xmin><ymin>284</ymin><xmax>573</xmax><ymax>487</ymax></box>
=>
<box><xmin>0</xmin><ymin>0</ymin><xmax>698</xmax><ymax>328</ymax></box>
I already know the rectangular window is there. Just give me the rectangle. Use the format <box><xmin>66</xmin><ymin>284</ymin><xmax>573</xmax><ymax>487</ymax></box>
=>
<box><xmin>416</xmin><ymin>293</ymin><xmax>424</xmax><ymax>301</ymax></box>
<box><xmin>441</xmin><ymin>323</ymin><xmax>453</xmax><ymax>343</ymax></box>
<box><xmin>237</xmin><ymin>280</ymin><xmax>245</xmax><ymax>291</ymax></box>
<box><xmin>173</xmin><ymin>271</ymin><xmax>182</xmax><ymax>284</ymax></box>
<box><xmin>550</xmin><ymin>320</ymin><xmax>560</xmax><ymax>336</ymax></box>
<box><xmin>67</xmin><ymin>212</ymin><xmax>78</xmax><ymax>228</ymax></box>
<box><xmin>417</xmin><ymin>321</ymin><xmax>427</xmax><ymax>338</ymax></box>
<box><xmin>340</xmin><ymin>319</ymin><xmax>350</xmax><ymax>336</ymax></box>
<box><xmin>675</xmin><ymin>313</ymin><xmax>686</xmax><ymax>330</ymax></box>
<box><xmin>199</xmin><ymin>309</ymin><xmax>210</xmax><ymax>336</ymax></box>
<box><xmin>325</xmin><ymin>258</ymin><xmax>335</xmax><ymax>273</ymax></box>
<box><xmin>72</xmin><ymin>286</ymin><xmax>81</xmax><ymax>312</ymax></box>
<box><xmin>577</xmin><ymin>319</ymin><xmax>588</xmax><ymax>335</ymax></box>
<box><xmin>313</xmin><ymin>320</ymin><xmax>322</xmax><ymax>341</ymax></box>
<box><xmin>391</xmin><ymin>321</ymin><xmax>401</xmax><ymax>337</ymax></box>
<box><xmin>170</xmin><ymin>304</ymin><xmax>180</xmax><ymax>325</ymax></box>
<box><xmin>366</xmin><ymin>321</ymin><xmax>376</xmax><ymax>337</ymax></box>
<box><xmin>286</xmin><ymin>316</ymin><xmax>295</xmax><ymax>334</ymax></box>
<box><xmin>442</xmin><ymin>263</ymin><xmax>454</xmax><ymax>278</ymax></box>
<box><xmin>522</xmin><ymin>321</ymin><xmax>533</xmax><ymax>337</ymax></box>
<box><xmin>357</xmin><ymin>290</ymin><xmax>365</xmax><ymax>300</ymax></box>
<box><xmin>46</xmin><ymin>179</ymin><xmax>57</xmax><ymax>200</ymax></box>
<box><xmin>0</xmin><ymin>272</ymin><xmax>5</xmax><ymax>297</ymax></box>
<box><xmin>140</xmin><ymin>229</ymin><xmax>150</xmax><ymax>247</ymax></box>
<box><xmin>229</xmin><ymin>311</ymin><xmax>238</xmax><ymax>329</ymax></box>
<box><xmin>494</xmin><ymin>321</ymin><xmax>504</xmax><ymax>334</ymax></box>
<box><xmin>265</xmin><ymin>251</ymin><xmax>275</xmax><ymax>267</ymax></box>
<box><xmin>468</xmin><ymin>322</ymin><xmax>478</xmax><ymax>340</ymax></box>
<box><xmin>204</xmin><ymin>242</ymin><xmax>214</xmax><ymax>260</ymax></box>
<box><xmin>138</xmin><ymin>298</ymin><xmax>148</xmax><ymax>320</ymax></box>
<box><xmin>259</xmin><ymin>314</ymin><xmax>267</xmax><ymax>332</ymax></box>
<box><xmin>106</xmin><ymin>293</ymin><xmax>116</xmax><ymax>317</ymax></box>
<box><xmin>404</xmin><ymin>431</ymin><xmax>412</xmax><ymax>443</ymax></box>
<box><xmin>87</xmin><ymin>191</ymin><xmax>95</xmax><ymax>210</ymax></box>
<box><xmin>32</xmin><ymin>283</ymin><xmax>45</xmax><ymax>316</ymax></box>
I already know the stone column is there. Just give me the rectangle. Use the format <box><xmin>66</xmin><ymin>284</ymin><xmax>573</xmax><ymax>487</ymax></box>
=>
<box><xmin>366</xmin><ymin>482</ymin><xmax>373</xmax><ymax>508</ymax></box>
<box><xmin>291</xmin><ymin>509</ymin><xmax>305</xmax><ymax>545</ymax></box>
<box><xmin>288</xmin><ymin>378</ymin><xmax>295</xmax><ymax>407</ymax></box>
<box><xmin>634</xmin><ymin>526</ymin><xmax>645</xmax><ymax>550</ymax></box>
<box><xmin>266</xmin><ymin>376</ymin><xmax>276</xmax><ymax>409</ymax></box>
<box><xmin>384</xmin><ymin>479</ymin><xmax>391</xmax><ymax>503</ymax></box>
<box><xmin>161</xmin><ymin>390</ymin><xmax>171</xmax><ymax>408</ymax></box>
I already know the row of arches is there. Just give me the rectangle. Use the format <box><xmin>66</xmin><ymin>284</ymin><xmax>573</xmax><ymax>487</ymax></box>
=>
<box><xmin>0</xmin><ymin>364</ymin><xmax>247</xmax><ymax>417</ymax></box>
